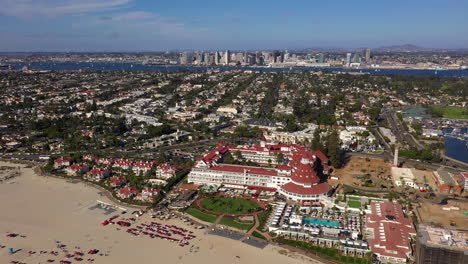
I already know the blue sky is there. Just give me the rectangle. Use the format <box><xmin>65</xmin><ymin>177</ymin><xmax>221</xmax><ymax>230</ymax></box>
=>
<box><xmin>0</xmin><ymin>0</ymin><xmax>467</xmax><ymax>51</ymax></box>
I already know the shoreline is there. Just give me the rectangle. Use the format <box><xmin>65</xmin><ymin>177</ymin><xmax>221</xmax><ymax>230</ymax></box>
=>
<box><xmin>0</xmin><ymin>160</ymin><xmax>357</xmax><ymax>264</ymax></box>
<box><xmin>34</xmin><ymin>166</ymin><xmax>148</xmax><ymax>210</ymax></box>
<box><xmin>0</xmin><ymin>160</ymin><xmax>326</xmax><ymax>264</ymax></box>
<box><xmin>0</xmin><ymin>159</ymin><xmax>148</xmax><ymax>209</ymax></box>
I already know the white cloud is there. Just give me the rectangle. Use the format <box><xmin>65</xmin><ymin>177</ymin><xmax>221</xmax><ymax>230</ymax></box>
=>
<box><xmin>0</xmin><ymin>0</ymin><xmax>131</xmax><ymax>18</ymax></box>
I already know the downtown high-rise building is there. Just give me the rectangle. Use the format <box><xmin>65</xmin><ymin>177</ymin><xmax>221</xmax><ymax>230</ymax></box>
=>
<box><xmin>316</xmin><ymin>53</ymin><xmax>324</xmax><ymax>63</ymax></box>
<box><xmin>180</xmin><ymin>52</ymin><xmax>189</xmax><ymax>65</ymax></box>
<box><xmin>215</xmin><ymin>51</ymin><xmax>221</xmax><ymax>65</ymax></box>
<box><xmin>365</xmin><ymin>48</ymin><xmax>371</xmax><ymax>63</ymax></box>
<box><xmin>352</xmin><ymin>53</ymin><xmax>360</xmax><ymax>63</ymax></box>
<box><xmin>203</xmin><ymin>52</ymin><xmax>210</xmax><ymax>65</ymax></box>
<box><xmin>346</xmin><ymin>53</ymin><xmax>352</xmax><ymax>66</ymax></box>
<box><xmin>223</xmin><ymin>50</ymin><xmax>230</xmax><ymax>65</ymax></box>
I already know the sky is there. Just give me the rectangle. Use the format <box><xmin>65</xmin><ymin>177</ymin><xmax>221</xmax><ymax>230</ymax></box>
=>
<box><xmin>0</xmin><ymin>0</ymin><xmax>467</xmax><ymax>51</ymax></box>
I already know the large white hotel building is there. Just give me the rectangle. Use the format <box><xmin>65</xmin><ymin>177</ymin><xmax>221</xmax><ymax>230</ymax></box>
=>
<box><xmin>188</xmin><ymin>140</ymin><xmax>334</xmax><ymax>203</ymax></box>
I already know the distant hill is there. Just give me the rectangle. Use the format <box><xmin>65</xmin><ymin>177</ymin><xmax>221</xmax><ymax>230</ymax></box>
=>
<box><xmin>375</xmin><ymin>44</ymin><xmax>428</xmax><ymax>52</ymax></box>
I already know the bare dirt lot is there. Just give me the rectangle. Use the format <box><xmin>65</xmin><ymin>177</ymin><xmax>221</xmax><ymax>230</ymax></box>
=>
<box><xmin>417</xmin><ymin>200</ymin><xmax>468</xmax><ymax>229</ymax></box>
<box><xmin>332</xmin><ymin>156</ymin><xmax>393</xmax><ymax>190</ymax></box>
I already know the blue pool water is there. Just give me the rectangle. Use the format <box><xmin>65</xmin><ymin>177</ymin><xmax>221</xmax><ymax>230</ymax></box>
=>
<box><xmin>302</xmin><ymin>218</ymin><xmax>340</xmax><ymax>228</ymax></box>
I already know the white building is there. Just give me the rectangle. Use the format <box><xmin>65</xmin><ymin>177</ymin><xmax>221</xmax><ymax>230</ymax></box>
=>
<box><xmin>188</xmin><ymin>141</ymin><xmax>333</xmax><ymax>204</ymax></box>
<box><xmin>391</xmin><ymin>167</ymin><xmax>424</xmax><ymax>190</ymax></box>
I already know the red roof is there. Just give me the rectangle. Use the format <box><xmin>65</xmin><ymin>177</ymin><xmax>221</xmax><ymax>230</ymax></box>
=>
<box><xmin>119</xmin><ymin>186</ymin><xmax>138</xmax><ymax>195</ymax></box>
<box><xmin>141</xmin><ymin>187</ymin><xmax>159</xmax><ymax>194</ymax></box>
<box><xmin>55</xmin><ymin>157</ymin><xmax>72</xmax><ymax>164</ymax></box>
<box><xmin>208</xmin><ymin>164</ymin><xmax>278</xmax><ymax>177</ymax></box>
<box><xmin>109</xmin><ymin>176</ymin><xmax>126</xmax><ymax>184</ymax></box>
<box><xmin>68</xmin><ymin>164</ymin><xmax>88</xmax><ymax>171</ymax></box>
<box><xmin>366</xmin><ymin>202</ymin><xmax>416</xmax><ymax>260</ymax></box>
<box><xmin>461</xmin><ymin>172</ymin><xmax>468</xmax><ymax>180</ymax></box>
<box><xmin>278</xmin><ymin>165</ymin><xmax>292</xmax><ymax>171</ymax></box>
<box><xmin>280</xmin><ymin>182</ymin><xmax>332</xmax><ymax>195</ymax></box>
<box><xmin>199</xmin><ymin>143</ymin><xmax>229</xmax><ymax>164</ymax></box>
<box><xmin>134</xmin><ymin>161</ymin><xmax>155</xmax><ymax>168</ymax></box>
<box><xmin>88</xmin><ymin>168</ymin><xmax>109</xmax><ymax>175</ymax></box>
<box><xmin>290</xmin><ymin>160</ymin><xmax>321</xmax><ymax>184</ymax></box>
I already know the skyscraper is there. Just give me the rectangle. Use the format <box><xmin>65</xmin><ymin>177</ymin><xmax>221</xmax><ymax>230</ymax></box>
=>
<box><xmin>215</xmin><ymin>51</ymin><xmax>221</xmax><ymax>65</ymax></box>
<box><xmin>346</xmin><ymin>53</ymin><xmax>352</xmax><ymax>66</ymax></box>
<box><xmin>284</xmin><ymin>50</ymin><xmax>290</xmax><ymax>62</ymax></box>
<box><xmin>352</xmin><ymin>53</ymin><xmax>360</xmax><ymax>63</ymax></box>
<box><xmin>223</xmin><ymin>50</ymin><xmax>230</xmax><ymax>65</ymax></box>
<box><xmin>316</xmin><ymin>53</ymin><xmax>324</xmax><ymax>63</ymax></box>
<box><xmin>365</xmin><ymin>48</ymin><xmax>371</xmax><ymax>63</ymax></box>
<box><xmin>203</xmin><ymin>52</ymin><xmax>210</xmax><ymax>65</ymax></box>
<box><xmin>180</xmin><ymin>52</ymin><xmax>188</xmax><ymax>65</ymax></box>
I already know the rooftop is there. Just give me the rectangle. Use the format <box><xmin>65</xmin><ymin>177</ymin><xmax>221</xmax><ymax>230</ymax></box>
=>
<box><xmin>418</xmin><ymin>224</ymin><xmax>468</xmax><ymax>254</ymax></box>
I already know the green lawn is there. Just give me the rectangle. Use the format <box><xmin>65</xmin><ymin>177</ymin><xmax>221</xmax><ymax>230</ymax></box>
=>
<box><xmin>347</xmin><ymin>200</ymin><xmax>362</xmax><ymax>208</ymax></box>
<box><xmin>251</xmin><ymin>231</ymin><xmax>266</xmax><ymax>240</ymax></box>
<box><xmin>257</xmin><ymin>205</ymin><xmax>272</xmax><ymax>231</ymax></box>
<box><xmin>200</xmin><ymin>196</ymin><xmax>261</xmax><ymax>215</ymax></box>
<box><xmin>185</xmin><ymin>208</ymin><xmax>217</xmax><ymax>223</ymax></box>
<box><xmin>219</xmin><ymin>216</ymin><xmax>253</xmax><ymax>230</ymax></box>
<box><xmin>431</xmin><ymin>106</ymin><xmax>468</xmax><ymax>119</ymax></box>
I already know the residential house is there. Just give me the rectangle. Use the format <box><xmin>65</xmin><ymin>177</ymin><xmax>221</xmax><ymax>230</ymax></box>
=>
<box><xmin>86</xmin><ymin>168</ymin><xmax>110</xmax><ymax>182</ymax></box>
<box><xmin>109</xmin><ymin>176</ymin><xmax>127</xmax><ymax>188</ymax></box>
<box><xmin>54</xmin><ymin>157</ymin><xmax>73</xmax><ymax>168</ymax></box>
<box><xmin>136</xmin><ymin>187</ymin><xmax>159</xmax><ymax>201</ymax></box>
<box><xmin>155</xmin><ymin>163</ymin><xmax>177</xmax><ymax>179</ymax></box>
<box><xmin>117</xmin><ymin>186</ymin><xmax>139</xmax><ymax>199</ymax></box>
<box><xmin>65</xmin><ymin>164</ymin><xmax>89</xmax><ymax>176</ymax></box>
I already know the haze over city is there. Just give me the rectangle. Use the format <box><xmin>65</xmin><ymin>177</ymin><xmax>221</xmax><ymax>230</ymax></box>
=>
<box><xmin>1</xmin><ymin>0</ymin><xmax>468</xmax><ymax>51</ymax></box>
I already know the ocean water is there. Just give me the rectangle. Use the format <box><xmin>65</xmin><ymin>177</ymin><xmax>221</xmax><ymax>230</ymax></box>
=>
<box><xmin>444</xmin><ymin>135</ymin><xmax>468</xmax><ymax>163</ymax></box>
<box><xmin>10</xmin><ymin>62</ymin><xmax>468</xmax><ymax>78</ymax></box>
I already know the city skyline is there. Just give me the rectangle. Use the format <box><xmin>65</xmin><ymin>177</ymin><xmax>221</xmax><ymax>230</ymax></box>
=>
<box><xmin>1</xmin><ymin>0</ymin><xmax>467</xmax><ymax>52</ymax></box>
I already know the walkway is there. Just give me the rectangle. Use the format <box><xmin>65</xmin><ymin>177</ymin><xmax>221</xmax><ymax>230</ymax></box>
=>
<box><xmin>246</xmin><ymin>214</ymin><xmax>260</xmax><ymax>235</ymax></box>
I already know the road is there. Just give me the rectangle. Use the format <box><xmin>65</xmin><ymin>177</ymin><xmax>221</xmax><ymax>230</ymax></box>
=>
<box><xmin>382</xmin><ymin>110</ymin><xmax>424</xmax><ymax>150</ymax></box>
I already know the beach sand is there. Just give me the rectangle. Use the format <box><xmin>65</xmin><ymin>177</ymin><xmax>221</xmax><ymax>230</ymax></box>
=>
<box><xmin>0</xmin><ymin>162</ymin><xmax>322</xmax><ymax>264</ymax></box>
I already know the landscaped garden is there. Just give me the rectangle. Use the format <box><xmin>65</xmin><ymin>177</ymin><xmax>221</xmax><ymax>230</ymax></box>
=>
<box><xmin>200</xmin><ymin>196</ymin><xmax>262</xmax><ymax>215</ymax></box>
<box><xmin>185</xmin><ymin>207</ymin><xmax>217</xmax><ymax>223</ymax></box>
<box><xmin>347</xmin><ymin>200</ymin><xmax>362</xmax><ymax>208</ymax></box>
<box><xmin>218</xmin><ymin>216</ymin><xmax>253</xmax><ymax>230</ymax></box>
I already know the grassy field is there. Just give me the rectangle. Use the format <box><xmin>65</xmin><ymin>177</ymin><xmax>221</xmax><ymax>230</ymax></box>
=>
<box><xmin>431</xmin><ymin>106</ymin><xmax>468</xmax><ymax>119</ymax></box>
<box><xmin>219</xmin><ymin>216</ymin><xmax>253</xmax><ymax>230</ymax></box>
<box><xmin>200</xmin><ymin>196</ymin><xmax>261</xmax><ymax>215</ymax></box>
<box><xmin>347</xmin><ymin>200</ymin><xmax>362</xmax><ymax>208</ymax></box>
<box><xmin>251</xmin><ymin>231</ymin><xmax>266</xmax><ymax>240</ymax></box>
<box><xmin>257</xmin><ymin>205</ymin><xmax>272</xmax><ymax>231</ymax></box>
<box><xmin>185</xmin><ymin>208</ymin><xmax>217</xmax><ymax>223</ymax></box>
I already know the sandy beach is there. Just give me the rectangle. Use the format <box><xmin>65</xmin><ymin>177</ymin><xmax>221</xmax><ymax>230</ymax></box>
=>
<box><xmin>0</xmin><ymin>161</ymin><xmax>322</xmax><ymax>264</ymax></box>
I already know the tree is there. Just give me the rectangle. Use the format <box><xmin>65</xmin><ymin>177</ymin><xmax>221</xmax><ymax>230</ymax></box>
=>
<box><xmin>276</xmin><ymin>152</ymin><xmax>285</xmax><ymax>164</ymax></box>
<box><xmin>327</xmin><ymin>130</ymin><xmax>341</xmax><ymax>168</ymax></box>
<box><xmin>311</xmin><ymin>129</ymin><xmax>323</xmax><ymax>152</ymax></box>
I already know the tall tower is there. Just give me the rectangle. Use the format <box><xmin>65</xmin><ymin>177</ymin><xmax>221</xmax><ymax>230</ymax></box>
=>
<box><xmin>365</xmin><ymin>48</ymin><xmax>371</xmax><ymax>63</ymax></box>
<box><xmin>215</xmin><ymin>51</ymin><xmax>221</xmax><ymax>65</ymax></box>
<box><xmin>393</xmin><ymin>143</ymin><xmax>399</xmax><ymax>167</ymax></box>
<box><xmin>180</xmin><ymin>52</ymin><xmax>188</xmax><ymax>65</ymax></box>
<box><xmin>223</xmin><ymin>50</ymin><xmax>230</xmax><ymax>65</ymax></box>
<box><xmin>346</xmin><ymin>53</ymin><xmax>352</xmax><ymax>66</ymax></box>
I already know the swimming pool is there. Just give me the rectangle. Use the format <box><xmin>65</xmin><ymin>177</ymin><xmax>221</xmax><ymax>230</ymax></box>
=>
<box><xmin>302</xmin><ymin>218</ymin><xmax>340</xmax><ymax>228</ymax></box>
